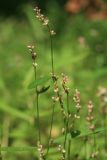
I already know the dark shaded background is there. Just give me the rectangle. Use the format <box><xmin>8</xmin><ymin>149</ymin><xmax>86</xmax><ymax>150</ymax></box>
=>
<box><xmin>0</xmin><ymin>0</ymin><xmax>66</xmax><ymax>17</ymax></box>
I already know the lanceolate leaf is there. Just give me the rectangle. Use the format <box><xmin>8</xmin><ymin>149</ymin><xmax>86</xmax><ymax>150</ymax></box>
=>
<box><xmin>55</xmin><ymin>127</ymin><xmax>106</xmax><ymax>143</ymax></box>
<box><xmin>28</xmin><ymin>76</ymin><xmax>51</xmax><ymax>89</ymax></box>
<box><xmin>78</xmin><ymin>127</ymin><xmax>106</xmax><ymax>138</ymax></box>
<box><xmin>0</xmin><ymin>100</ymin><xmax>31</xmax><ymax>123</ymax></box>
<box><xmin>0</xmin><ymin>147</ymin><xmax>36</xmax><ymax>152</ymax></box>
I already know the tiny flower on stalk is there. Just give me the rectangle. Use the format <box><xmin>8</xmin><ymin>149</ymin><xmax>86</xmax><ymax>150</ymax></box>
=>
<box><xmin>34</xmin><ymin>7</ymin><xmax>49</xmax><ymax>26</ymax></box>
<box><xmin>86</xmin><ymin>101</ymin><xmax>95</xmax><ymax>131</ymax></box>
<box><xmin>73</xmin><ymin>89</ymin><xmax>81</xmax><ymax>119</ymax></box>
<box><xmin>58</xmin><ymin>144</ymin><xmax>66</xmax><ymax>160</ymax></box>
<box><xmin>91</xmin><ymin>151</ymin><xmax>98</xmax><ymax>158</ymax></box>
<box><xmin>61</xmin><ymin>73</ymin><xmax>70</xmax><ymax>94</ymax></box>
<box><xmin>34</xmin><ymin>6</ymin><xmax>56</xmax><ymax>37</ymax></box>
<box><xmin>37</xmin><ymin>142</ymin><xmax>45</xmax><ymax>160</ymax></box>
<box><xmin>52</xmin><ymin>96</ymin><xmax>59</xmax><ymax>102</ymax></box>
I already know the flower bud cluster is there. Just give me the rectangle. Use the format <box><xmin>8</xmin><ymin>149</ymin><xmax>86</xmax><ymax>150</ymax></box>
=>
<box><xmin>97</xmin><ymin>86</ymin><xmax>107</xmax><ymax>115</ymax></box>
<box><xmin>54</xmin><ymin>81</ymin><xmax>59</xmax><ymax>93</ymax></box>
<box><xmin>61</xmin><ymin>108</ymin><xmax>67</xmax><ymax>120</ymax></box>
<box><xmin>27</xmin><ymin>45</ymin><xmax>37</xmax><ymax>68</ymax></box>
<box><xmin>73</xmin><ymin>89</ymin><xmax>81</xmax><ymax>119</ymax></box>
<box><xmin>34</xmin><ymin>7</ymin><xmax>49</xmax><ymax>26</ymax></box>
<box><xmin>37</xmin><ymin>142</ymin><xmax>45</xmax><ymax>160</ymax></box>
<box><xmin>34</xmin><ymin>6</ymin><xmax>56</xmax><ymax>36</ymax></box>
<box><xmin>58</xmin><ymin>144</ymin><xmax>66</xmax><ymax>160</ymax></box>
<box><xmin>52</xmin><ymin>96</ymin><xmax>59</xmax><ymax>102</ymax></box>
<box><xmin>91</xmin><ymin>151</ymin><xmax>98</xmax><ymax>158</ymax></box>
<box><xmin>86</xmin><ymin>101</ymin><xmax>95</xmax><ymax>131</ymax></box>
<box><xmin>61</xmin><ymin>73</ymin><xmax>70</xmax><ymax>94</ymax></box>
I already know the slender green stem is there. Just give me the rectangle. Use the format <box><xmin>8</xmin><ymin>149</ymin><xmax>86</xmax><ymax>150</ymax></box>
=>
<box><xmin>104</xmin><ymin>115</ymin><xmax>107</xmax><ymax>151</ymax></box>
<box><xmin>67</xmin><ymin>93</ymin><xmax>70</xmax><ymax>114</ymax></box>
<box><xmin>33</xmin><ymin>62</ymin><xmax>41</xmax><ymax>143</ymax></box>
<box><xmin>0</xmin><ymin>145</ymin><xmax>2</xmax><ymax>160</ymax></box>
<box><xmin>84</xmin><ymin>136</ymin><xmax>88</xmax><ymax>160</ymax></box>
<box><xmin>68</xmin><ymin>140</ymin><xmax>71</xmax><ymax>160</ymax></box>
<box><xmin>64</xmin><ymin>121</ymin><xmax>67</xmax><ymax>149</ymax></box>
<box><xmin>64</xmin><ymin>93</ymin><xmax>70</xmax><ymax>159</ymax></box>
<box><xmin>0</xmin><ymin>127</ymin><xmax>2</xmax><ymax>160</ymax></box>
<box><xmin>93</xmin><ymin>131</ymin><xmax>97</xmax><ymax>160</ymax></box>
<box><xmin>46</xmin><ymin>102</ymin><xmax>55</xmax><ymax>158</ymax></box>
<box><xmin>36</xmin><ymin>93</ymin><xmax>41</xmax><ymax>143</ymax></box>
<box><xmin>47</xmin><ymin>25</ymin><xmax>54</xmax><ymax>76</ymax></box>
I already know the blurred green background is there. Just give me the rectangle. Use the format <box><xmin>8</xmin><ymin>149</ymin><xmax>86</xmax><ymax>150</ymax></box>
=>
<box><xmin>0</xmin><ymin>0</ymin><xmax>107</xmax><ymax>159</ymax></box>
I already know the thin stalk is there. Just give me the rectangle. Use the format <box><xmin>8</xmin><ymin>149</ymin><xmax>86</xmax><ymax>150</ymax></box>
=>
<box><xmin>84</xmin><ymin>136</ymin><xmax>88</xmax><ymax>160</ymax></box>
<box><xmin>46</xmin><ymin>102</ymin><xmax>55</xmax><ymax>157</ymax></box>
<box><xmin>64</xmin><ymin>93</ymin><xmax>70</xmax><ymax>159</ymax></box>
<box><xmin>0</xmin><ymin>146</ymin><xmax>1</xmax><ymax>158</ymax></box>
<box><xmin>47</xmin><ymin>25</ymin><xmax>54</xmax><ymax>76</ymax></box>
<box><xmin>93</xmin><ymin>130</ymin><xmax>97</xmax><ymax>160</ymax></box>
<box><xmin>68</xmin><ymin>140</ymin><xmax>71</xmax><ymax>160</ymax></box>
<box><xmin>104</xmin><ymin>115</ymin><xmax>107</xmax><ymax>151</ymax></box>
<box><xmin>33</xmin><ymin>62</ymin><xmax>41</xmax><ymax>143</ymax></box>
<box><xmin>0</xmin><ymin>127</ymin><xmax>2</xmax><ymax>160</ymax></box>
<box><xmin>64</xmin><ymin>127</ymin><xmax>67</xmax><ymax>149</ymax></box>
<box><xmin>36</xmin><ymin>93</ymin><xmax>41</xmax><ymax>143</ymax></box>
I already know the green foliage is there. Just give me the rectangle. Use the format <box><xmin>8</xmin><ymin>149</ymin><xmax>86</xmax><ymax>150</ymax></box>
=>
<box><xmin>28</xmin><ymin>76</ymin><xmax>50</xmax><ymax>89</ymax></box>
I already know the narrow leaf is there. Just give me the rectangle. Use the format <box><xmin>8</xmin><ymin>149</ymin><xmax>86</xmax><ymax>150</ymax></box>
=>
<box><xmin>28</xmin><ymin>76</ymin><xmax>50</xmax><ymax>89</ymax></box>
<box><xmin>0</xmin><ymin>100</ymin><xmax>31</xmax><ymax>123</ymax></box>
<box><xmin>0</xmin><ymin>147</ymin><xmax>36</xmax><ymax>152</ymax></box>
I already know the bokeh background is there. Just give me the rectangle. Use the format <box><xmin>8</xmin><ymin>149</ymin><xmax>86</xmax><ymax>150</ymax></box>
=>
<box><xmin>0</xmin><ymin>0</ymin><xmax>107</xmax><ymax>159</ymax></box>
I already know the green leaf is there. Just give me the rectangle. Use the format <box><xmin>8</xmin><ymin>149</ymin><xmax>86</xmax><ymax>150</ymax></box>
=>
<box><xmin>28</xmin><ymin>76</ymin><xmax>51</xmax><ymax>89</ymax></box>
<box><xmin>0</xmin><ymin>100</ymin><xmax>31</xmax><ymax>123</ymax></box>
<box><xmin>71</xmin><ymin>130</ymin><xmax>81</xmax><ymax>138</ymax></box>
<box><xmin>0</xmin><ymin>126</ymin><xmax>2</xmax><ymax>137</ymax></box>
<box><xmin>0</xmin><ymin>147</ymin><xmax>36</xmax><ymax>152</ymax></box>
<box><xmin>55</xmin><ymin>133</ymin><xmax>71</xmax><ymax>143</ymax></box>
<box><xmin>79</xmin><ymin>127</ymin><xmax>106</xmax><ymax>138</ymax></box>
<box><xmin>37</xmin><ymin>85</ymin><xmax>50</xmax><ymax>94</ymax></box>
